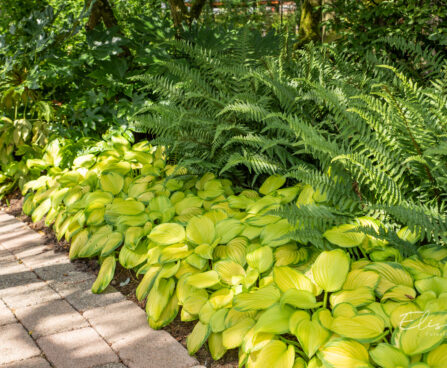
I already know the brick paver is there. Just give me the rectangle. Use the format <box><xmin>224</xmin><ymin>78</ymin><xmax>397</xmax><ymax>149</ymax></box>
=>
<box><xmin>15</xmin><ymin>299</ymin><xmax>89</xmax><ymax>338</ymax></box>
<box><xmin>0</xmin><ymin>299</ymin><xmax>16</xmax><ymax>326</ymax></box>
<box><xmin>0</xmin><ymin>211</ymin><xmax>201</xmax><ymax>368</ymax></box>
<box><xmin>0</xmin><ymin>323</ymin><xmax>40</xmax><ymax>364</ymax></box>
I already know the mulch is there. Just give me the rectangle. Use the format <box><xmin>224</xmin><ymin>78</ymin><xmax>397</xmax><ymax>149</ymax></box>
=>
<box><xmin>0</xmin><ymin>191</ymin><xmax>238</xmax><ymax>368</ymax></box>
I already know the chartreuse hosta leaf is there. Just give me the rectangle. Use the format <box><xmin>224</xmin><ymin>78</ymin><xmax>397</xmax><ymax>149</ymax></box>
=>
<box><xmin>259</xmin><ymin>175</ymin><xmax>286</xmax><ymax>195</ymax></box>
<box><xmin>148</xmin><ymin>223</ymin><xmax>185</xmax><ymax>245</ymax></box>
<box><xmin>312</xmin><ymin>249</ymin><xmax>350</xmax><ymax>292</ymax></box>
<box><xmin>260</xmin><ymin>219</ymin><xmax>292</xmax><ymax>247</ymax></box>
<box><xmin>91</xmin><ymin>256</ymin><xmax>116</xmax><ymax>294</ymax></box>
<box><xmin>330</xmin><ymin>286</ymin><xmax>376</xmax><ymax>308</ymax></box>
<box><xmin>399</xmin><ymin>312</ymin><xmax>447</xmax><ymax>355</ymax></box>
<box><xmin>136</xmin><ymin>265</ymin><xmax>161</xmax><ymax>301</ymax></box>
<box><xmin>273</xmin><ymin>266</ymin><xmax>319</xmax><ymax>295</ymax></box>
<box><xmin>295</xmin><ymin>317</ymin><xmax>331</xmax><ymax>358</ymax></box>
<box><xmin>426</xmin><ymin>343</ymin><xmax>447</xmax><ymax>368</ymax></box>
<box><xmin>216</xmin><ymin>218</ymin><xmax>244</xmax><ymax>244</ymax></box>
<box><xmin>208</xmin><ymin>332</ymin><xmax>226</xmax><ymax>360</ymax></box>
<box><xmin>323</xmin><ymin>224</ymin><xmax>365</xmax><ymax>248</ymax></box>
<box><xmin>222</xmin><ymin>318</ymin><xmax>256</xmax><ymax>349</ymax></box>
<box><xmin>249</xmin><ymin>340</ymin><xmax>295</xmax><ymax>368</ymax></box>
<box><xmin>146</xmin><ymin>278</ymin><xmax>175</xmax><ymax>321</ymax></box>
<box><xmin>187</xmin><ymin>321</ymin><xmax>210</xmax><ymax>354</ymax></box>
<box><xmin>214</xmin><ymin>260</ymin><xmax>246</xmax><ymax>286</ymax></box>
<box><xmin>365</xmin><ymin>262</ymin><xmax>413</xmax><ymax>296</ymax></box>
<box><xmin>210</xmin><ymin>309</ymin><xmax>228</xmax><ymax>332</ymax></box>
<box><xmin>187</xmin><ymin>270</ymin><xmax>220</xmax><ymax>288</ymax></box>
<box><xmin>370</xmin><ymin>343</ymin><xmax>410</xmax><ymax>368</ymax></box>
<box><xmin>119</xmin><ymin>241</ymin><xmax>148</xmax><ymax>269</ymax></box>
<box><xmin>319</xmin><ymin>338</ymin><xmax>372</xmax><ymax>368</ymax></box>
<box><xmin>234</xmin><ymin>285</ymin><xmax>280</xmax><ymax>311</ymax></box>
<box><xmin>209</xmin><ymin>288</ymin><xmax>234</xmax><ymax>309</ymax></box>
<box><xmin>415</xmin><ymin>276</ymin><xmax>447</xmax><ymax>297</ymax></box>
<box><xmin>100</xmin><ymin>172</ymin><xmax>124</xmax><ymax>195</ymax></box>
<box><xmin>342</xmin><ymin>269</ymin><xmax>380</xmax><ymax>290</ymax></box>
<box><xmin>281</xmin><ymin>289</ymin><xmax>321</xmax><ymax>309</ymax></box>
<box><xmin>186</xmin><ymin>215</ymin><xmax>215</xmax><ymax>244</ymax></box>
<box><xmin>329</xmin><ymin>313</ymin><xmax>385</xmax><ymax>342</ymax></box>
<box><xmin>254</xmin><ymin>304</ymin><xmax>294</xmax><ymax>334</ymax></box>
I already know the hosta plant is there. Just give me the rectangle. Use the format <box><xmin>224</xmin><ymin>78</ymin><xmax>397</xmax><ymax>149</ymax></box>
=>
<box><xmin>22</xmin><ymin>134</ymin><xmax>447</xmax><ymax>368</ymax></box>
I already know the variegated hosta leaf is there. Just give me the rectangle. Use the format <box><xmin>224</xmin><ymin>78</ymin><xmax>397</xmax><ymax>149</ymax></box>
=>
<box><xmin>222</xmin><ymin>318</ymin><xmax>255</xmax><ymax>349</ymax></box>
<box><xmin>259</xmin><ymin>175</ymin><xmax>286</xmax><ymax>195</ymax></box>
<box><xmin>233</xmin><ymin>285</ymin><xmax>280</xmax><ymax>311</ymax></box>
<box><xmin>330</xmin><ymin>287</ymin><xmax>376</xmax><ymax>308</ymax></box>
<box><xmin>146</xmin><ymin>277</ymin><xmax>175</xmax><ymax>321</ymax></box>
<box><xmin>216</xmin><ymin>218</ymin><xmax>244</xmax><ymax>244</ymax></box>
<box><xmin>187</xmin><ymin>270</ymin><xmax>220</xmax><ymax>289</ymax></box>
<box><xmin>273</xmin><ymin>266</ymin><xmax>318</xmax><ymax>295</ymax></box>
<box><xmin>186</xmin><ymin>215</ymin><xmax>215</xmax><ymax>245</ymax></box>
<box><xmin>369</xmin><ymin>343</ymin><xmax>410</xmax><ymax>368</ymax></box>
<box><xmin>319</xmin><ymin>338</ymin><xmax>372</xmax><ymax>368</ymax></box>
<box><xmin>281</xmin><ymin>289</ymin><xmax>321</xmax><ymax>309</ymax></box>
<box><xmin>100</xmin><ymin>172</ymin><xmax>124</xmax><ymax>195</ymax></box>
<box><xmin>323</xmin><ymin>224</ymin><xmax>365</xmax><ymax>248</ymax></box>
<box><xmin>246</xmin><ymin>246</ymin><xmax>273</xmax><ymax>273</ymax></box>
<box><xmin>399</xmin><ymin>312</ymin><xmax>447</xmax><ymax>355</ymax></box>
<box><xmin>254</xmin><ymin>304</ymin><xmax>294</xmax><ymax>334</ymax></box>
<box><xmin>91</xmin><ymin>256</ymin><xmax>116</xmax><ymax>294</ymax></box>
<box><xmin>342</xmin><ymin>269</ymin><xmax>380</xmax><ymax>290</ymax></box>
<box><xmin>329</xmin><ymin>313</ymin><xmax>385</xmax><ymax>342</ymax></box>
<box><xmin>214</xmin><ymin>260</ymin><xmax>246</xmax><ymax>286</ymax></box>
<box><xmin>311</xmin><ymin>249</ymin><xmax>350</xmax><ymax>292</ymax></box>
<box><xmin>148</xmin><ymin>223</ymin><xmax>186</xmax><ymax>245</ymax></box>
<box><xmin>295</xmin><ymin>318</ymin><xmax>331</xmax><ymax>358</ymax></box>
<box><xmin>426</xmin><ymin>343</ymin><xmax>447</xmax><ymax>368</ymax></box>
<box><xmin>208</xmin><ymin>332</ymin><xmax>227</xmax><ymax>360</ymax></box>
<box><xmin>187</xmin><ymin>321</ymin><xmax>210</xmax><ymax>354</ymax></box>
<box><xmin>250</xmin><ymin>340</ymin><xmax>295</xmax><ymax>368</ymax></box>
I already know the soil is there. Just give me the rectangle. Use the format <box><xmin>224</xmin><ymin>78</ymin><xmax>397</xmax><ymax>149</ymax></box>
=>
<box><xmin>0</xmin><ymin>190</ymin><xmax>238</xmax><ymax>368</ymax></box>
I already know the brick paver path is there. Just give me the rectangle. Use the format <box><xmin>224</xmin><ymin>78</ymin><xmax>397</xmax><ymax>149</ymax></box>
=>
<box><xmin>0</xmin><ymin>212</ymin><xmax>204</xmax><ymax>368</ymax></box>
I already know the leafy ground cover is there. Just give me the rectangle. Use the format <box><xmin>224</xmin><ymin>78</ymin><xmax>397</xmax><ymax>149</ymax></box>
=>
<box><xmin>2</xmin><ymin>1</ymin><xmax>447</xmax><ymax>367</ymax></box>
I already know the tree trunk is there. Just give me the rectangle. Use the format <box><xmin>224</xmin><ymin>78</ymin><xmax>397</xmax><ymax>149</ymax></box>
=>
<box><xmin>85</xmin><ymin>0</ymin><xmax>118</xmax><ymax>31</ymax></box>
<box><xmin>167</xmin><ymin>0</ymin><xmax>207</xmax><ymax>30</ymax></box>
<box><xmin>298</xmin><ymin>0</ymin><xmax>321</xmax><ymax>44</ymax></box>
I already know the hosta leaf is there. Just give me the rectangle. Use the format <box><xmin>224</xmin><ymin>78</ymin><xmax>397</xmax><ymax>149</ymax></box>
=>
<box><xmin>214</xmin><ymin>260</ymin><xmax>246</xmax><ymax>286</ymax></box>
<box><xmin>289</xmin><ymin>310</ymin><xmax>311</xmax><ymax>335</ymax></box>
<box><xmin>222</xmin><ymin>318</ymin><xmax>255</xmax><ymax>349</ymax></box>
<box><xmin>260</xmin><ymin>219</ymin><xmax>292</xmax><ymax>247</ymax></box>
<box><xmin>296</xmin><ymin>319</ymin><xmax>331</xmax><ymax>358</ymax></box>
<box><xmin>106</xmin><ymin>198</ymin><xmax>145</xmax><ymax>216</ymax></box>
<box><xmin>91</xmin><ymin>256</ymin><xmax>116</xmax><ymax>294</ymax></box>
<box><xmin>100</xmin><ymin>172</ymin><xmax>124</xmax><ymax>195</ymax></box>
<box><xmin>399</xmin><ymin>312</ymin><xmax>447</xmax><ymax>355</ymax></box>
<box><xmin>415</xmin><ymin>276</ymin><xmax>447</xmax><ymax>297</ymax></box>
<box><xmin>281</xmin><ymin>289</ymin><xmax>321</xmax><ymax>309</ymax></box>
<box><xmin>69</xmin><ymin>229</ymin><xmax>89</xmax><ymax>260</ymax></box>
<box><xmin>369</xmin><ymin>343</ymin><xmax>410</xmax><ymax>368</ymax></box>
<box><xmin>125</xmin><ymin>227</ymin><xmax>144</xmax><ymax>250</ymax></box>
<box><xmin>365</xmin><ymin>262</ymin><xmax>413</xmax><ymax>296</ymax></box>
<box><xmin>233</xmin><ymin>285</ymin><xmax>280</xmax><ymax>311</ymax></box>
<box><xmin>136</xmin><ymin>265</ymin><xmax>161</xmax><ymax>301</ymax></box>
<box><xmin>187</xmin><ymin>321</ymin><xmax>210</xmax><ymax>354</ymax></box>
<box><xmin>148</xmin><ymin>223</ymin><xmax>186</xmax><ymax>245</ymax></box>
<box><xmin>259</xmin><ymin>175</ymin><xmax>286</xmax><ymax>195</ymax></box>
<box><xmin>330</xmin><ymin>287</ymin><xmax>375</xmax><ymax>308</ymax></box>
<box><xmin>319</xmin><ymin>338</ymin><xmax>371</xmax><ymax>368</ymax></box>
<box><xmin>199</xmin><ymin>302</ymin><xmax>216</xmax><ymax>324</ymax></box>
<box><xmin>273</xmin><ymin>266</ymin><xmax>317</xmax><ymax>294</ymax></box>
<box><xmin>342</xmin><ymin>270</ymin><xmax>380</xmax><ymax>290</ymax></box>
<box><xmin>183</xmin><ymin>293</ymin><xmax>209</xmax><ymax>315</ymax></box>
<box><xmin>208</xmin><ymin>332</ymin><xmax>227</xmax><ymax>360</ymax></box>
<box><xmin>254</xmin><ymin>304</ymin><xmax>294</xmax><ymax>334</ymax></box>
<box><xmin>225</xmin><ymin>237</ymin><xmax>247</xmax><ymax>265</ymax></box>
<box><xmin>146</xmin><ymin>278</ymin><xmax>175</xmax><ymax>321</ymax></box>
<box><xmin>186</xmin><ymin>215</ymin><xmax>215</xmax><ymax>244</ymax></box>
<box><xmin>210</xmin><ymin>308</ymin><xmax>228</xmax><ymax>333</ymax></box>
<box><xmin>246</xmin><ymin>246</ymin><xmax>273</xmax><ymax>273</ymax></box>
<box><xmin>100</xmin><ymin>232</ymin><xmax>124</xmax><ymax>257</ymax></box>
<box><xmin>31</xmin><ymin>198</ymin><xmax>51</xmax><ymax>222</ymax></box>
<box><xmin>251</xmin><ymin>340</ymin><xmax>295</xmax><ymax>368</ymax></box>
<box><xmin>209</xmin><ymin>288</ymin><xmax>234</xmax><ymax>309</ymax></box>
<box><xmin>160</xmin><ymin>243</ymin><xmax>191</xmax><ymax>263</ymax></box>
<box><xmin>329</xmin><ymin>314</ymin><xmax>385</xmax><ymax>342</ymax></box>
<box><xmin>149</xmin><ymin>294</ymin><xmax>179</xmax><ymax>329</ymax></box>
<box><xmin>216</xmin><ymin>219</ymin><xmax>244</xmax><ymax>244</ymax></box>
<box><xmin>312</xmin><ymin>249</ymin><xmax>350</xmax><ymax>292</ymax></box>
<box><xmin>381</xmin><ymin>285</ymin><xmax>416</xmax><ymax>302</ymax></box>
<box><xmin>187</xmin><ymin>270</ymin><xmax>220</xmax><ymax>288</ymax></box>
<box><xmin>118</xmin><ymin>241</ymin><xmax>148</xmax><ymax>269</ymax></box>
<box><xmin>426</xmin><ymin>343</ymin><xmax>447</xmax><ymax>368</ymax></box>
<box><xmin>323</xmin><ymin>224</ymin><xmax>365</xmax><ymax>248</ymax></box>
